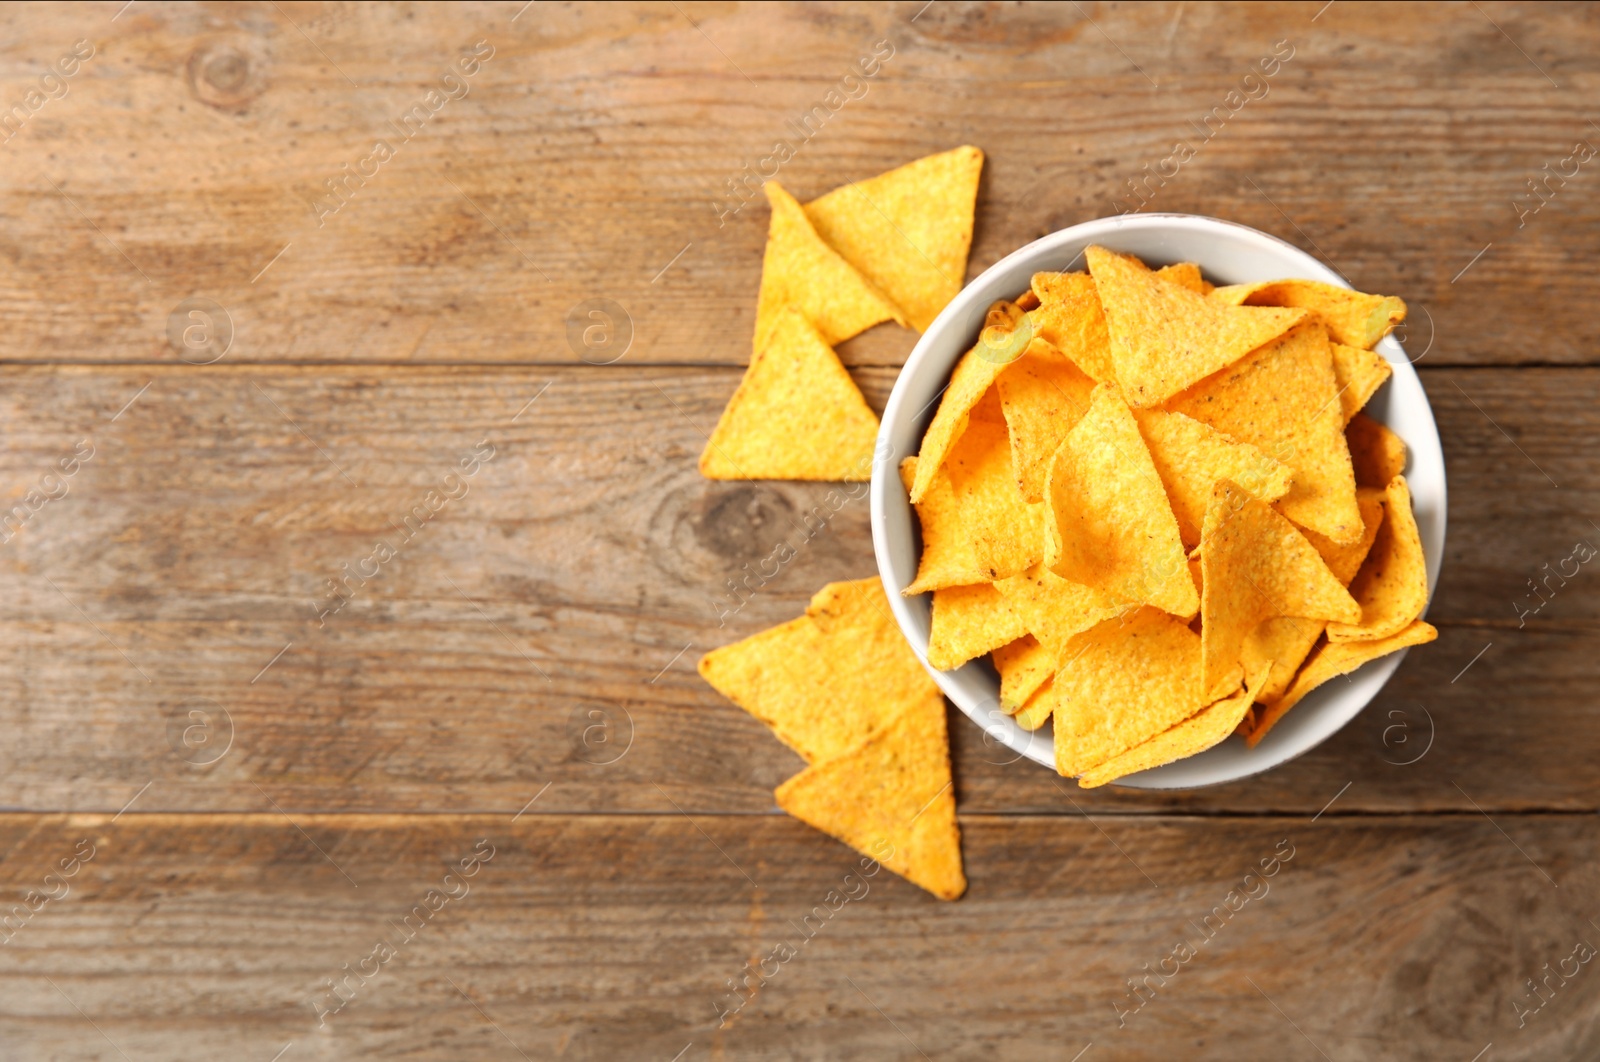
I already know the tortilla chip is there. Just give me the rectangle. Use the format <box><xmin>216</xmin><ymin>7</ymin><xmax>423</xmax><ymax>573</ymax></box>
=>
<box><xmin>1212</xmin><ymin>278</ymin><xmax>1406</xmax><ymax>349</ymax></box>
<box><xmin>1330</xmin><ymin>341</ymin><xmax>1392</xmax><ymax>424</ymax></box>
<box><xmin>1198</xmin><ymin>481</ymin><xmax>1361</xmax><ymax>696</ymax></box>
<box><xmin>775</xmin><ymin>692</ymin><xmax>966</xmax><ymax>900</ymax></box>
<box><xmin>1044</xmin><ymin>386</ymin><xmax>1197</xmax><ymax>617</ymax></box>
<box><xmin>1346</xmin><ymin>412</ymin><xmax>1408</xmax><ymax>487</ymax></box>
<box><xmin>1086</xmin><ymin>245</ymin><xmax>1305</xmax><ymax>406</ymax></box>
<box><xmin>928</xmin><ymin>583</ymin><xmax>1029</xmax><ymax>670</ymax></box>
<box><xmin>1303</xmin><ymin>486</ymin><xmax>1387</xmax><ymax>586</ymax></box>
<box><xmin>1133</xmin><ymin>408</ymin><xmax>1294</xmax><ymax>550</ymax></box>
<box><xmin>1170</xmin><ymin>320</ymin><xmax>1362</xmax><ymax>544</ymax></box>
<box><xmin>1154</xmin><ymin>261</ymin><xmax>1212</xmax><ymax>294</ymax></box>
<box><xmin>698</xmin><ymin>578</ymin><xmax>937</xmax><ymax>764</ymax></box>
<box><xmin>803</xmin><ymin>146</ymin><xmax>984</xmax><ymax>333</ymax></box>
<box><xmin>1247</xmin><ymin>621</ymin><xmax>1438</xmax><ymax>747</ymax></box>
<box><xmin>1076</xmin><ymin>661</ymin><xmax>1270</xmax><ymax>788</ymax></box>
<box><xmin>1013</xmin><ymin>676</ymin><xmax>1056</xmax><ymax>730</ymax></box>
<box><xmin>1027</xmin><ymin>271</ymin><xmax>1117</xmax><ymax>384</ymax></box>
<box><xmin>996</xmin><ymin>338</ymin><xmax>1097</xmax><ymax>502</ymax></box>
<box><xmin>908</xmin><ymin>304</ymin><xmax>1032</xmax><ymax>504</ymax></box>
<box><xmin>1014</xmin><ymin>289</ymin><xmax>1041</xmax><ymax>311</ymax></box>
<box><xmin>992</xmin><ymin>635</ymin><xmax>1055</xmax><ymax>712</ymax></box>
<box><xmin>1326</xmin><ymin>476</ymin><xmax>1429</xmax><ymax>642</ymax></box>
<box><xmin>755</xmin><ymin>182</ymin><xmax>904</xmax><ymax>351</ymax></box>
<box><xmin>1053</xmin><ymin>606</ymin><xmax>1214</xmax><ymax>776</ymax></box>
<box><xmin>993</xmin><ymin>565</ymin><xmax>1130</xmax><ymax>657</ymax></box>
<box><xmin>701</xmin><ymin>308</ymin><xmax>880</xmax><ymax>480</ymax></box>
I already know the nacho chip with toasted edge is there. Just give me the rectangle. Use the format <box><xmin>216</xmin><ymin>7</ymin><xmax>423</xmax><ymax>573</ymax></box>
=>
<box><xmin>1198</xmin><ymin>481</ymin><xmax>1361</xmax><ymax>697</ymax></box>
<box><xmin>804</xmin><ymin>146</ymin><xmax>984</xmax><ymax>333</ymax></box>
<box><xmin>1346</xmin><ymin>412</ymin><xmax>1408</xmax><ymax>488</ymax></box>
<box><xmin>1053</xmin><ymin>606</ymin><xmax>1219</xmax><ymax>777</ymax></box>
<box><xmin>901</xmin><ymin>457</ymin><xmax>979</xmax><ymax>593</ymax></box>
<box><xmin>993</xmin><ymin>565</ymin><xmax>1130</xmax><ymax>657</ymax></box>
<box><xmin>1212</xmin><ymin>278</ymin><xmax>1406</xmax><ymax>350</ymax></box>
<box><xmin>1026</xmin><ymin>271</ymin><xmax>1117</xmax><ymax>384</ymax></box>
<box><xmin>1133</xmin><ymin>408</ymin><xmax>1294</xmax><ymax>550</ymax></box>
<box><xmin>1077</xmin><ymin>661</ymin><xmax>1271</xmax><ymax>788</ymax></box>
<box><xmin>1330</xmin><ymin>341</ymin><xmax>1393</xmax><ymax>424</ymax></box>
<box><xmin>775</xmin><ymin>692</ymin><xmax>966</xmax><ymax>901</ymax></box>
<box><xmin>1154</xmin><ymin>261</ymin><xmax>1212</xmax><ymax>294</ymax></box>
<box><xmin>701</xmin><ymin>308</ymin><xmax>880</xmax><ymax>480</ymax></box>
<box><xmin>908</xmin><ymin>301</ymin><xmax>1032</xmax><ymax>504</ymax></box>
<box><xmin>996</xmin><ymin>338</ymin><xmax>1097</xmax><ymax>502</ymax></box>
<box><xmin>697</xmin><ymin>578</ymin><xmax>938</xmax><ymax>765</ymax></box>
<box><xmin>1327</xmin><ymin>476</ymin><xmax>1429</xmax><ymax>642</ymax></box>
<box><xmin>1170</xmin><ymin>320</ymin><xmax>1362</xmax><ymax>544</ymax></box>
<box><xmin>1013</xmin><ymin>675</ymin><xmax>1056</xmax><ymax>731</ymax></box>
<box><xmin>1045</xmin><ymin>386</ymin><xmax>1198</xmax><ymax>617</ymax></box>
<box><xmin>1246</xmin><ymin>621</ymin><xmax>1438</xmax><ymax>748</ymax></box>
<box><xmin>928</xmin><ymin>583</ymin><xmax>1029</xmax><ymax>670</ymax></box>
<box><xmin>992</xmin><ymin>635</ymin><xmax>1054</xmax><ymax>712</ymax></box>
<box><xmin>1086</xmin><ymin>245</ymin><xmax>1305</xmax><ymax>407</ymax></box>
<box><xmin>755</xmin><ymin>182</ymin><xmax>904</xmax><ymax>351</ymax></box>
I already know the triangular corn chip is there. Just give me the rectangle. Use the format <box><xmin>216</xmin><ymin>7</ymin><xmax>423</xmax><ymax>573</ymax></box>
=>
<box><xmin>701</xmin><ymin>308</ymin><xmax>880</xmax><ymax>480</ymax></box>
<box><xmin>1153</xmin><ymin>261</ymin><xmax>1211</xmax><ymax>294</ymax></box>
<box><xmin>1053</xmin><ymin>606</ymin><xmax>1218</xmax><ymax>777</ymax></box>
<box><xmin>755</xmin><ymin>181</ymin><xmax>903</xmax><ymax>350</ymax></box>
<box><xmin>1076</xmin><ymin>661</ymin><xmax>1270</xmax><ymax>788</ymax></box>
<box><xmin>1044</xmin><ymin>386</ymin><xmax>1197</xmax><ymax>617</ymax></box>
<box><xmin>1026</xmin><ymin>271</ymin><xmax>1117</xmax><ymax>383</ymax></box>
<box><xmin>1170</xmin><ymin>320</ymin><xmax>1362</xmax><ymax>543</ymax></box>
<box><xmin>1330</xmin><ymin>341</ymin><xmax>1392</xmax><ymax>424</ymax></box>
<box><xmin>1013</xmin><ymin>677</ymin><xmax>1056</xmax><ymax>731</ymax></box>
<box><xmin>1198</xmin><ymin>481</ymin><xmax>1361</xmax><ymax>696</ymax></box>
<box><xmin>1346</xmin><ymin>412</ymin><xmax>1407</xmax><ymax>487</ymax></box>
<box><xmin>1211</xmin><ymin>278</ymin><xmax>1406</xmax><ymax>349</ymax></box>
<box><xmin>996</xmin><ymin>337</ymin><xmax>1097</xmax><ymax>502</ymax></box>
<box><xmin>908</xmin><ymin>302</ymin><xmax>1033</xmax><ymax>503</ymax></box>
<box><xmin>1326</xmin><ymin>476</ymin><xmax>1429</xmax><ymax>642</ymax></box>
<box><xmin>993</xmin><ymin>565</ymin><xmax>1129</xmax><ymax>657</ymax></box>
<box><xmin>697</xmin><ymin>578</ymin><xmax>934</xmax><ymax>764</ymax></box>
<box><xmin>775</xmin><ymin>692</ymin><xmax>966</xmax><ymax>901</ymax></box>
<box><xmin>1302</xmin><ymin>485</ymin><xmax>1387</xmax><ymax>586</ymax></box>
<box><xmin>803</xmin><ymin>146</ymin><xmax>984</xmax><ymax>333</ymax></box>
<box><xmin>992</xmin><ymin>635</ymin><xmax>1055</xmax><ymax>712</ymax></box>
<box><xmin>1086</xmin><ymin>245</ymin><xmax>1305</xmax><ymax>406</ymax></box>
<box><xmin>1247</xmin><ymin>621</ymin><xmax>1438</xmax><ymax>747</ymax></box>
<box><xmin>928</xmin><ymin>582</ymin><xmax>1029</xmax><ymax>670</ymax></box>
<box><xmin>1133</xmin><ymin>408</ymin><xmax>1294</xmax><ymax>550</ymax></box>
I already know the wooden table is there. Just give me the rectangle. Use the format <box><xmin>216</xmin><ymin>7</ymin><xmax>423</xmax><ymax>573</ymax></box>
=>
<box><xmin>0</xmin><ymin>2</ymin><xmax>1595</xmax><ymax>1058</ymax></box>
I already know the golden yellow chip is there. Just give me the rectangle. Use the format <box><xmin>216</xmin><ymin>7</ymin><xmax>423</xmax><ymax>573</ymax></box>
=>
<box><xmin>992</xmin><ymin>635</ymin><xmax>1054</xmax><ymax>712</ymax></box>
<box><xmin>1014</xmin><ymin>288</ymin><xmax>1041</xmax><ymax>311</ymax></box>
<box><xmin>1045</xmin><ymin>386</ymin><xmax>1197</xmax><ymax>617</ymax></box>
<box><xmin>698</xmin><ymin>578</ymin><xmax>937</xmax><ymax>764</ymax></box>
<box><xmin>1026</xmin><ymin>271</ymin><xmax>1117</xmax><ymax>384</ymax></box>
<box><xmin>1346</xmin><ymin>412</ymin><xmax>1408</xmax><ymax>488</ymax></box>
<box><xmin>1330</xmin><ymin>341</ymin><xmax>1392</xmax><ymax>424</ymax></box>
<box><xmin>1133</xmin><ymin>408</ymin><xmax>1294</xmax><ymax>550</ymax></box>
<box><xmin>993</xmin><ymin>565</ymin><xmax>1129</xmax><ymax>657</ymax></box>
<box><xmin>1076</xmin><ymin>661</ymin><xmax>1270</xmax><ymax>788</ymax></box>
<box><xmin>755</xmin><ymin>182</ymin><xmax>904</xmax><ymax>351</ymax></box>
<box><xmin>1153</xmin><ymin>261</ymin><xmax>1211</xmax><ymax>294</ymax></box>
<box><xmin>1247</xmin><ymin>621</ymin><xmax>1438</xmax><ymax>747</ymax></box>
<box><xmin>1303</xmin><ymin>485</ymin><xmax>1387</xmax><ymax>586</ymax></box>
<box><xmin>1169</xmin><ymin>320</ymin><xmax>1362</xmax><ymax>544</ymax></box>
<box><xmin>1053</xmin><ymin>606</ymin><xmax>1213</xmax><ymax>777</ymax></box>
<box><xmin>1326</xmin><ymin>476</ymin><xmax>1429</xmax><ymax>642</ymax></box>
<box><xmin>996</xmin><ymin>338</ymin><xmax>1097</xmax><ymax>502</ymax></box>
<box><xmin>1085</xmin><ymin>245</ymin><xmax>1305</xmax><ymax>407</ymax></box>
<box><xmin>1212</xmin><ymin>278</ymin><xmax>1406</xmax><ymax>349</ymax></box>
<box><xmin>928</xmin><ymin>582</ymin><xmax>1029</xmax><ymax>670</ymax></box>
<box><xmin>701</xmin><ymin>308</ymin><xmax>880</xmax><ymax>480</ymax></box>
<box><xmin>1013</xmin><ymin>675</ymin><xmax>1056</xmax><ymax>730</ymax></box>
<box><xmin>775</xmin><ymin>691</ymin><xmax>965</xmax><ymax>900</ymax></box>
<box><xmin>802</xmin><ymin>146</ymin><xmax>983</xmax><ymax>334</ymax></box>
<box><xmin>1198</xmin><ymin>482</ymin><xmax>1360</xmax><ymax>696</ymax></box>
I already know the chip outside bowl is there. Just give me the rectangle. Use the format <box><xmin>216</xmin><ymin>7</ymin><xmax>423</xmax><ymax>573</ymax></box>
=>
<box><xmin>869</xmin><ymin>213</ymin><xmax>1446</xmax><ymax>789</ymax></box>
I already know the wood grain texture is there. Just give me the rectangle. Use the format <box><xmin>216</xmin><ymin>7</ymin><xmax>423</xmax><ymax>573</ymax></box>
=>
<box><xmin>0</xmin><ymin>2</ymin><xmax>1597</xmax><ymax>367</ymax></box>
<box><xmin>0</xmin><ymin>813</ymin><xmax>1594</xmax><ymax>1062</ymax></box>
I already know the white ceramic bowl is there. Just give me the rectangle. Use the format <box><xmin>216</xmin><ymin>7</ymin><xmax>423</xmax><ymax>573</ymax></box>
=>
<box><xmin>870</xmin><ymin>213</ymin><xmax>1446</xmax><ymax>788</ymax></box>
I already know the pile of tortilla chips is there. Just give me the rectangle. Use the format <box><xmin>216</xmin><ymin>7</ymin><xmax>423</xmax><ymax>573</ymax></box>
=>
<box><xmin>701</xmin><ymin>146</ymin><xmax>984</xmax><ymax>481</ymax></box>
<box><xmin>904</xmin><ymin>246</ymin><xmax>1433</xmax><ymax>786</ymax></box>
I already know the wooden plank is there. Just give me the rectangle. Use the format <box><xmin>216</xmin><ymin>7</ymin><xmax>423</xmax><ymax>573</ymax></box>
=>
<box><xmin>0</xmin><ymin>3</ymin><xmax>1596</xmax><ymax>367</ymax></box>
<box><xmin>0</xmin><ymin>363</ymin><xmax>1589</xmax><ymax>814</ymax></box>
<box><xmin>0</xmin><ymin>812</ymin><xmax>1592</xmax><ymax>1060</ymax></box>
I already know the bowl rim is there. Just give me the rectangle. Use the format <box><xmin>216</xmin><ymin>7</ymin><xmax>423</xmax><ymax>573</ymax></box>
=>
<box><xmin>868</xmin><ymin>211</ymin><xmax>1447</xmax><ymax>790</ymax></box>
